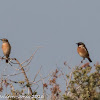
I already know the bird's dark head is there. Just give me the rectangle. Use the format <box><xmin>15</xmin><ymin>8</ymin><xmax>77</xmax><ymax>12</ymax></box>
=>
<box><xmin>76</xmin><ymin>42</ymin><xmax>85</xmax><ymax>46</ymax></box>
<box><xmin>0</xmin><ymin>38</ymin><xmax>8</xmax><ymax>43</ymax></box>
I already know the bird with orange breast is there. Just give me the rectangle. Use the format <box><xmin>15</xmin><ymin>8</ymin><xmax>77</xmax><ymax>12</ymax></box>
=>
<box><xmin>76</xmin><ymin>42</ymin><xmax>92</xmax><ymax>63</ymax></box>
<box><xmin>0</xmin><ymin>38</ymin><xmax>11</xmax><ymax>63</ymax></box>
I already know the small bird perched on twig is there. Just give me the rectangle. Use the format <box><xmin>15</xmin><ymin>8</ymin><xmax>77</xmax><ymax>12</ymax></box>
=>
<box><xmin>76</xmin><ymin>42</ymin><xmax>92</xmax><ymax>63</ymax></box>
<box><xmin>0</xmin><ymin>38</ymin><xmax>11</xmax><ymax>63</ymax></box>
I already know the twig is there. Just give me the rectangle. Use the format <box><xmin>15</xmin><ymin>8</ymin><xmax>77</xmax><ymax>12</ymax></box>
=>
<box><xmin>33</xmin><ymin>66</ymin><xmax>42</xmax><ymax>82</ymax></box>
<box><xmin>31</xmin><ymin>73</ymin><xmax>51</xmax><ymax>84</ymax></box>
<box><xmin>66</xmin><ymin>68</ymin><xmax>74</xmax><ymax>94</ymax></box>
<box><xmin>0</xmin><ymin>57</ymin><xmax>33</xmax><ymax>95</ymax></box>
<box><xmin>21</xmin><ymin>46</ymin><xmax>43</xmax><ymax>66</ymax></box>
<box><xmin>13</xmin><ymin>58</ymin><xmax>33</xmax><ymax>95</ymax></box>
<box><xmin>3</xmin><ymin>66</ymin><xmax>30</xmax><ymax>77</ymax></box>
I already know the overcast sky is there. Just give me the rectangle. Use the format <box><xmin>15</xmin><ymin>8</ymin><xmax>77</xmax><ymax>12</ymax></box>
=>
<box><xmin>0</xmin><ymin>0</ymin><xmax>100</xmax><ymax>95</ymax></box>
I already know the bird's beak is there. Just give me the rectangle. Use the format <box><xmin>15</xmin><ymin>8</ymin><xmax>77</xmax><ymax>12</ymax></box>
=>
<box><xmin>0</xmin><ymin>39</ymin><xmax>2</xmax><ymax>41</ymax></box>
<box><xmin>76</xmin><ymin>43</ymin><xmax>78</xmax><ymax>44</ymax></box>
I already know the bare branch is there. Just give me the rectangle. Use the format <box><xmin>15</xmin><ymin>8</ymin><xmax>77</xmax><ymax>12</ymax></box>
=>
<box><xmin>33</xmin><ymin>66</ymin><xmax>42</xmax><ymax>82</ymax></box>
<box><xmin>21</xmin><ymin>46</ymin><xmax>43</xmax><ymax>67</ymax></box>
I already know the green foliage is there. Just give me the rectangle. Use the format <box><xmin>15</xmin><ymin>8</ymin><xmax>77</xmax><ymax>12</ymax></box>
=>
<box><xmin>64</xmin><ymin>64</ymin><xmax>100</xmax><ymax>100</ymax></box>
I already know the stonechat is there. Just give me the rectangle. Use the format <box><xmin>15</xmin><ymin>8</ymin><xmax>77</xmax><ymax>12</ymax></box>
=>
<box><xmin>0</xmin><ymin>38</ymin><xmax>11</xmax><ymax>63</ymax></box>
<box><xmin>76</xmin><ymin>42</ymin><xmax>92</xmax><ymax>63</ymax></box>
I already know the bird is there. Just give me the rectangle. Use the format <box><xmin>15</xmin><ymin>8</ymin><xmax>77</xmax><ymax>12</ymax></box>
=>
<box><xmin>0</xmin><ymin>38</ymin><xmax>11</xmax><ymax>63</ymax></box>
<box><xmin>76</xmin><ymin>42</ymin><xmax>92</xmax><ymax>63</ymax></box>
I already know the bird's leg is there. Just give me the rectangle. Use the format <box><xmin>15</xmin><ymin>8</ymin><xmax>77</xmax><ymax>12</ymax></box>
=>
<box><xmin>81</xmin><ymin>58</ymin><xmax>85</xmax><ymax>63</ymax></box>
<box><xmin>83</xmin><ymin>58</ymin><xmax>85</xmax><ymax>60</ymax></box>
<box><xmin>81</xmin><ymin>60</ymin><xmax>83</xmax><ymax>63</ymax></box>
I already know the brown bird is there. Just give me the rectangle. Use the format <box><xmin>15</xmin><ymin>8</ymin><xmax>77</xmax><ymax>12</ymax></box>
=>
<box><xmin>0</xmin><ymin>38</ymin><xmax>11</xmax><ymax>63</ymax></box>
<box><xmin>76</xmin><ymin>42</ymin><xmax>92</xmax><ymax>63</ymax></box>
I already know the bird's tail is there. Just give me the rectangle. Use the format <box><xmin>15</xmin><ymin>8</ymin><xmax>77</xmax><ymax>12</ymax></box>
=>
<box><xmin>88</xmin><ymin>57</ymin><xmax>92</xmax><ymax>62</ymax></box>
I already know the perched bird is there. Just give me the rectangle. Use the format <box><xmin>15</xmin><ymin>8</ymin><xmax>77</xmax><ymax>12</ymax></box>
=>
<box><xmin>76</xmin><ymin>42</ymin><xmax>92</xmax><ymax>63</ymax></box>
<box><xmin>0</xmin><ymin>38</ymin><xmax>11</xmax><ymax>63</ymax></box>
